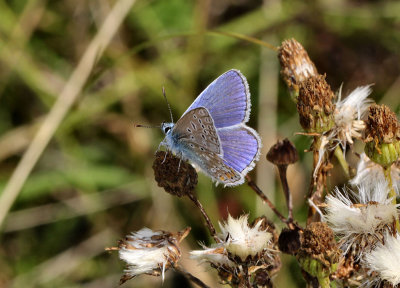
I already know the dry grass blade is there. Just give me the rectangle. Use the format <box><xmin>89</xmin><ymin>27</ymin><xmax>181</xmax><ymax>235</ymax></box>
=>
<box><xmin>3</xmin><ymin>182</ymin><xmax>145</xmax><ymax>232</ymax></box>
<box><xmin>0</xmin><ymin>0</ymin><xmax>137</xmax><ymax>229</ymax></box>
<box><xmin>12</xmin><ymin>229</ymin><xmax>114</xmax><ymax>287</ymax></box>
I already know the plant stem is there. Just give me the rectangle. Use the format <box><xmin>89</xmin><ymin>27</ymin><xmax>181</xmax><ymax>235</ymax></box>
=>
<box><xmin>246</xmin><ymin>175</ymin><xmax>289</xmax><ymax>226</ymax></box>
<box><xmin>277</xmin><ymin>165</ymin><xmax>293</xmax><ymax>223</ymax></box>
<box><xmin>333</xmin><ymin>146</ymin><xmax>350</xmax><ymax>179</ymax></box>
<box><xmin>383</xmin><ymin>166</ymin><xmax>400</xmax><ymax>231</ymax></box>
<box><xmin>175</xmin><ymin>265</ymin><xmax>210</xmax><ymax>288</ymax></box>
<box><xmin>317</xmin><ymin>275</ymin><xmax>331</xmax><ymax>288</ymax></box>
<box><xmin>187</xmin><ymin>193</ymin><xmax>221</xmax><ymax>243</ymax></box>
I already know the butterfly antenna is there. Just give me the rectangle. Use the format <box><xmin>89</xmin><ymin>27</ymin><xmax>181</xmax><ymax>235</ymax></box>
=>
<box><xmin>134</xmin><ymin>124</ymin><xmax>160</xmax><ymax>128</ymax></box>
<box><xmin>163</xmin><ymin>86</ymin><xmax>174</xmax><ymax>123</ymax></box>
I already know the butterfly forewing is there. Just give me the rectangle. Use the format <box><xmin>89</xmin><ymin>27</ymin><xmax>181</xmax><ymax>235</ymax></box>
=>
<box><xmin>172</xmin><ymin>107</ymin><xmax>221</xmax><ymax>154</ymax></box>
<box><xmin>184</xmin><ymin>70</ymin><xmax>250</xmax><ymax>128</ymax></box>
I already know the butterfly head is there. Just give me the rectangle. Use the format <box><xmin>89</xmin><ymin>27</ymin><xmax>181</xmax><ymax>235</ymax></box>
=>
<box><xmin>161</xmin><ymin>122</ymin><xmax>174</xmax><ymax>135</ymax></box>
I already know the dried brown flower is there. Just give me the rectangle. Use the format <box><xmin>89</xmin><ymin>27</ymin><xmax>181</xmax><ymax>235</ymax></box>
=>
<box><xmin>364</xmin><ymin>104</ymin><xmax>400</xmax><ymax>144</ymax></box>
<box><xmin>297</xmin><ymin>222</ymin><xmax>341</xmax><ymax>269</ymax></box>
<box><xmin>364</xmin><ymin>104</ymin><xmax>400</xmax><ymax>167</ymax></box>
<box><xmin>266</xmin><ymin>138</ymin><xmax>299</xmax><ymax>166</ymax></box>
<box><xmin>153</xmin><ymin>151</ymin><xmax>198</xmax><ymax>197</ymax></box>
<box><xmin>297</xmin><ymin>74</ymin><xmax>336</xmax><ymax>133</ymax></box>
<box><xmin>278</xmin><ymin>38</ymin><xmax>318</xmax><ymax>96</ymax></box>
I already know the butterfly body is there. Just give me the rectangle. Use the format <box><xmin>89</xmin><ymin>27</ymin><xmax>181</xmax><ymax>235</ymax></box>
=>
<box><xmin>160</xmin><ymin>70</ymin><xmax>261</xmax><ymax>187</ymax></box>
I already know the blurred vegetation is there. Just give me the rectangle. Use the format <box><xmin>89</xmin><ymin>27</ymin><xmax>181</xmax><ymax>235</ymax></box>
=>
<box><xmin>0</xmin><ymin>0</ymin><xmax>399</xmax><ymax>287</ymax></box>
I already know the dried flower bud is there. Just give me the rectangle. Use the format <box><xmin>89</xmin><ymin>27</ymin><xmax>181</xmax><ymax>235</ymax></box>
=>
<box><xmin>364</xmin><ymin>104</ymin><xmax>400</xmax><ymax>167</ymax></box>
<box><xmin>297</xmin><ymin>74</ymin><xmax>336</xmax><ymax>133</ymax></box>
<box><xmin>153</xmin><ymin>151</ymin><xmax>198</xmax><ymax>197</ymax></box>
<box><xmin>266</xmin><ymin>138</ymin><xmax>299</xmax><ymax>166</ymax></box>
<box><xmin>112</xmin><ymin>227</ymin><xmax>190</xmax><ymax>284</ymax></box>
<box><xmin>278</xmin><ymin>227</ymin><xmax>302</xmax><ymax>255</ymax></box>
<box><xmin>278</xmin><ymin>38</ymin><xmax>318</xmax><ymax>100</ymax></box>
<box><xmin>297</xmin><ymin>222</ymin><xmax>341</xmax><ymax>286</ymax></box>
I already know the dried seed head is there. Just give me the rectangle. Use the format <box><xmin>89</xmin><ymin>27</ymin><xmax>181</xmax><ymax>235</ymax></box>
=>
<box><xmin>362</xmin><ymin>232</ymin><xmax>400</xmax><ymax>287</ymax></box>
<box><xmin>219</xmin><ymin>214</ymin><xmax>273</xmax><ymax>261</ymax></box>
<box><xmin>324</xmin><ymin>183</ymin><xmax>398</xmax><ymax>260</ymax></box>
<box><xmin>364</xmin><ymin>104</ymin><xmax>400</xmax><ymax>167</ymax></box>
<box><xmin>190</xmin><ymin>214</ymin><xmax>280</xmax><ymax>287</ymax></box>
<box><xmin>278</xmin><ymin>227</ymin><xmax>302</xmax><ymax>255</ymax></box>
<box><xmin>153</xmin><ymin>151</ymin><xmax>198</xmax><ymax>197</ymax></box>
<box><xmin>297</xmin><ymin>74</ymin><xmax>336</xmax><ymax>133</ymax></box>
<box><xmin>266</xmin><ymin>138</ymin><xmax>299</xmax><ymax>166</ymax></box>
<box><xmin>365</xmin><ymin>104</ymin><xmax>400</xmax><ymax>144</ymax></box>
<box><xmin>301</xmin><ymin>222</ymin><xmax>338</xmax><ymax>257</ymax></box>
<box><xmin>278</xmin><ymin>38</ymin><xmax>318</xmax><ymax>99</ymax></box>
<box><xmin>115</xmin><ymin>227</ymin><xmax>190</xmax><ymax>284</ymax></box>
<box><xmin>333</xmin><ymin>85</ymin><xmax>373</xmax><ymax>149</ymax></box>
<box><xmin>297</xmin><ymin>222</ymin><xmax>341</xmax><ymax>279</ymax></box>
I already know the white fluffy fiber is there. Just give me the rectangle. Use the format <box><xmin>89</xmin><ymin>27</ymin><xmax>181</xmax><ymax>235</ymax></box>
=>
<box><xmin>119</xmin><ymin>228</ymin><xmax>171</xmax><ymax>280</ymax></box>
<box><xmin>190</xmin><ymin>245</ymin><xmax>234</xmax><ymax>267</ymax></box>
<box><xmin>351</xmin><ymin>153</ymin><xmax>400</xmax><ymax>194</ymax></box>
<box><xmin>333</xmin><ymin>85</ymin><xmax>373</xmax><ymax>148</ymax></box>
<box><xmin>219</xmin><ymin>214</ymin><xmax>272</xmax><ymax>260</ymax></box>
<box><xmin>363</xmin><ymin>233</ymin><xmax>400</xmax><ymax>286</ymax></box>
<box><xmin>325</xmin><ymin>182</ymin><xmax>398</xmax><ymax>256</ymax></box>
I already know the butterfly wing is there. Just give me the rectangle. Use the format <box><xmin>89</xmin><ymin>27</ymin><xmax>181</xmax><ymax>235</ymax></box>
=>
<box><xmin>170</xmin><ymin>71</ymin><xmax>261</xmax><ymax>186</ymax></box>
<box><xmin>173</xmin><ymin>107</ymin><xmax>221</xmax><ymax>154</ymax></box>
<box><xmin>217</xmin><ymin>125</ymin><xmax>261</xmax><ymax>176</ymax></box>
<box><xmin>171</xmin><ymin>107</ymin><xmax>243</xmax><ymax>186</ymax></box>
<box><xmin>183</xmin><ymin>69</ymin><xmax>250</xmax><ymax>129</ymax></box>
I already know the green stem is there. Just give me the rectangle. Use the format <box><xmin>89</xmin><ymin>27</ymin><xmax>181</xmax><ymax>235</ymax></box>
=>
<box><xmin>317</xmin><ymin>275</ymin><xmax>330</xmax><ymax>288</ymax></box>
<box><xmin>384</xmin><ymin>166</ymin><xmax>397</xmax><ymax>204</ymax></box>
<box><xmin>383</xmin><ymin>166</ymin><xmax>400</xmax><ymax>231</ymax></box>
<box><xmin>334</xmin><ymin>146</ymin><xmax>350</xmax><ymax>179</ymax></box>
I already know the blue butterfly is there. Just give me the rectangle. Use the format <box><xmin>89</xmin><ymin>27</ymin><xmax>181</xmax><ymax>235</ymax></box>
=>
<box><xmin>160</xmin><ymin>69</ymin><xmax>261</xmax><ymax>186</ymax></box>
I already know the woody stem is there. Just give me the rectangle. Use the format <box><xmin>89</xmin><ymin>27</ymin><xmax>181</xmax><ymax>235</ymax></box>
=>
<box><xmin>187</xmin><ymin>193</ymin><xmax>221</xmax><ymax>243</ymax></box>
<box><xmin>246</xmin><ymin>175</ymin><xmax>289</xmax><ymax>226</ymax></box>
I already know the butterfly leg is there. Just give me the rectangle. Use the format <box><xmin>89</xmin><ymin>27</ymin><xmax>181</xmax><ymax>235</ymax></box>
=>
<box><xmin>156</xmin><ymin>139</ymin><xmax>166</xmax><ymax>154</ymax></box>
<box><xmin>161</xmin><ymin>150</ymin><xmax>168</xmax><ymax>164</ymax></box>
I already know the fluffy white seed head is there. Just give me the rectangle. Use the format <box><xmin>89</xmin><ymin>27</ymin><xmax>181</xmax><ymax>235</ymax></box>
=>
<box><xmin>190</xmin><ymin>245</ymin><xmax>234</xmax><ymax>267</ymax></box>
<box><xmin>118</xmin><ymin>227</ymin><xmax>188</xmax><ymax>281</ymax></box>
<box><xmin>219</xmin><ymin>214</ymin><xmax>272</xmax><ymax>260</ymax></box>
<box><xmin>324</xmin><ymin>183</ymin><xmax>398</xmax><ymax>257</ymax></box>
<box><xmin>333</xmin><ymin>85</ymin><xmax>373</xmax><ymax>148</ymax></box>
<box><xmin>362</xmin><ymin>233</ymin><xmax>400</xmax><ymax>286</ymax></box>
<box><xmin>351</xmin><ymin>153</ymin><xmax>400</xmax><ymax>193</ymax></box>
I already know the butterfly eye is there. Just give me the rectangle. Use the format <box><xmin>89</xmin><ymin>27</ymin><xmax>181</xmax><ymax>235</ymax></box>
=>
<box><xmin>164</xmin><ymin>126</ymin><xmax>171</xmax><ymax>134</ymax></box>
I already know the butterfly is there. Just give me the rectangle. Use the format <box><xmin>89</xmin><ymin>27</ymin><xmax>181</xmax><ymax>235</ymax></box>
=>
<box><xmin>160</xmin><ymin>69</ymin><xmax>261</xmax><ymax>187</ymax></box>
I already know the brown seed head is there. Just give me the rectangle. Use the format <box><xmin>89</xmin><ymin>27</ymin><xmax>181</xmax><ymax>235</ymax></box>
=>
<box><xmin>266</xmin><ymin>138</ymin><xmax>299</xmax><ymax>166</ymax></box>
<box><xmin>153</xmin><ymin>151</ymin><xmax>198</xmax><ymax>197</ymax></box>
<box><xmin>364</xmin><ymin>104</ymin><xmax>400</xmax><ymax>144</ymax></box>
<box><xmin>298</xmin><ymin>222</ymin><xmax>341</xmax><ymax>267</ymax></box>
<box><xmin>297</xmin><ymin>74</ymin><xmax>336</xmax><ymax>132</ymax></box>
<box><xmin>278</xmin><ymin>38</ymin><xmax>318</xmax><ymax>93</ymax></box>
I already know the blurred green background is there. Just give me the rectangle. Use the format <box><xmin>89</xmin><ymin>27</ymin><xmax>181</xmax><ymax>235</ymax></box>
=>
<box><xmin>0</xmin><ymin>0</ymin><xmax>399</xmax><ymax>287</ymax></box>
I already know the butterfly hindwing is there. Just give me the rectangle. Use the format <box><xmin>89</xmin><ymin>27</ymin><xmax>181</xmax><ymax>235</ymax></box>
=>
<box><xmin>184</xmin><ymin>70</ymin><xmax>250</xmax><ymax>128</ymax></box>
<box><xmin>217</xmin><ymin>125</ymin><xmax>261</xmax><ymax>174</ymax></box>
<box><xmin>185</xmin><ymin>144</ymin><xmax>243</xmax><ymax>186</ymax></box>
